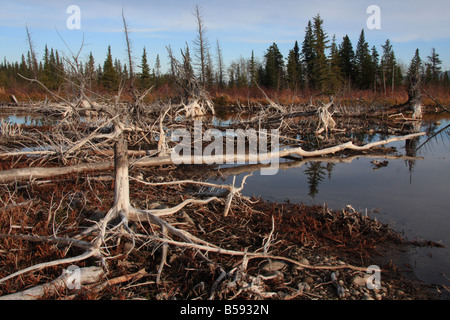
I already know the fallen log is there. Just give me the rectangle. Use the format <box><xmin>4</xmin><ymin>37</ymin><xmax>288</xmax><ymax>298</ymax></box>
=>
<box><xmin>0</xmin><ymin>266</ymin><xmax>104</xmax><ymax>300</ymax></box>
<box><xmin>0</xmin><ymin>132</ymin><xmax>425</xmax><ymax>183</ymax></box>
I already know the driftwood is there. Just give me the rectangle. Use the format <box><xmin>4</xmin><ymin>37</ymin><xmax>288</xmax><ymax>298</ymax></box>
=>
<box><xmin>0</xmin><ymin>132</ymin><xmax>424</xmax><ymax>183</ymax></box>
<box><xmin>0</xmin><ymin>266</ymin><xmax>104</xmax><ymax>300</ymax></box>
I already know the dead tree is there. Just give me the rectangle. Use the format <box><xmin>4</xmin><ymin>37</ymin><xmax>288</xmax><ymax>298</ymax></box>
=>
<box><xmin>193</xmin><ymin>4</ymin><xmax>209</xmax><ymax>87</ymax></box>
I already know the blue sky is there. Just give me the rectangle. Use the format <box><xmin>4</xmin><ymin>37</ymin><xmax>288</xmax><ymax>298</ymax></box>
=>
<box><xmin>1</xmin><ymin>0</ymin><xmax>449</xmax><ymax>74</ymax></box>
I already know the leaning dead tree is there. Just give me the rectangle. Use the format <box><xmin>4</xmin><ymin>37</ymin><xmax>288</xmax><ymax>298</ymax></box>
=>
<box><xmin>0</xmin><ymin>19</ymin><xmax>428</xmax><ymax>300</ymax></box>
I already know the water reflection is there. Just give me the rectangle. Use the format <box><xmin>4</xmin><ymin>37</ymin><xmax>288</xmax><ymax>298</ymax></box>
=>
<box><xmin>304</xmin><ymin>162</ymin><xmax>334</xmax><ymax>198</ymax></box>
<box><xmin>0</xmin><ymin>113</ymin><xmax>58</xmax><ymax>126</ymax></box>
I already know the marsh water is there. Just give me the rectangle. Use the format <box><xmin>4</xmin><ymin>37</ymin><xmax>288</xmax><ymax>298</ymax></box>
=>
<box><xmin>1</xmin><ymin>111</ymin><xmax>449</xmax><ymax>288</ymax></box>
<box><xmin>214</xmin><ymin>113</ymin><xmax>450</xmax><ymax>288</ymax></box>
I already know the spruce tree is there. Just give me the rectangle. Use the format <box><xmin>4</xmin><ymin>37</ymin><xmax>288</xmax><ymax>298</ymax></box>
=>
<box><xmin>354</xmin><ymin>29</ymin><xmax>373</xmax><ymax>89</ymax></box>
<box><xmin>407</xmin><ymin>48</ymin><xmax>422</xmax><ymax>103</ymax></box>
<box><xmin>286</xmin><ymin>41</ymin><xmax>303</xmax><ymax>91</ymax></box>
<box><xmin>263</xmin><ymin>42</ymin><xmax>284</xmax><ymax>90</ymax></box>
<box><xmin>312</xmin><ymin>14</ymin><xmax>329</xmax><ymax>91</ymax></box>
<box><xmin>426</xmin><ymin>48</ymin><xmax>442</xmax><ymax>84</ymax></box>
<box><xmin>101</xmin><ymin>45</ymin><xmax>119</xmax><ymax>91</ymax></box>
<box><xmin>49</xmin><ymin>48</ymin><xmax>59</xmax><ymax>89</ymax></box>
<box><xmin>19</xmin><ymin>54</ymin><xmax>29</xmax><ymax>80</ymax></box>
<box><xmin>249</xmin><ymin>50</ymin><xmax>258</xmax><ymax>87</ymax></box>
<box><xmin>371</xmin><ymin>46</ymin><xmax>380</xmax><ymax>92</ymax></box>
<box><xmin>205</xmin><ymin>51</ymin><xmax>214</xmax><ymax>88</ymax></box>
<box><xmin>380</xmin><ymin>39</ymin><xmax>401</xmax><ymax>93</ymax></box>
<box><xmin>138</xmin><ymin>47</ymin><xmax>152</xmax><ymax>90</ymax></box>
<box><xmin>324</xmin><ymin>35</ymin><xmax>343</xmax><ymax>94</ymax></box>
<box><xmin>155</xmin><ymin>54</ymin><xmax>161</xmax><ymax>78</ymax></box>
<box><xmin>443</xmin><ymin>71</ymin><xmax>449</xmax><ymax>88</ymax></box>
<box><xmin>338</xmin><ymin>35</ymin><xmax>355</xmax><ymax>86</ymax></box>
<box><xmin>42</xmin><ymin>45</ymin><xmax>52</xmax><ymax>88</ymax></box>
<box><xmin>302</xmin><ymin>20</ymin><xmax>315</xmax><ymax>89</ymax></box>
<box><xmin>85</xmin><ymin>52</ymin><xmax>96</xmax><ymax>88</ymax></box>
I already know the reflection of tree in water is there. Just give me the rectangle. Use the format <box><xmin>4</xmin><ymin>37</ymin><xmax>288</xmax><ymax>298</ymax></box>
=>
<box><xmin>405</xmin><ymin>135</ymin><xmax>419</xmax><ymax>175</ymax></box>
<box><xmin>304</xmin><ymin>162</ymin><xmax>334</xmax><ymax>198</ymax></box>
<box><xmin>404</xmin><ymin>122</ymin><xmax>423</xmax><ymax>182</ymax></box>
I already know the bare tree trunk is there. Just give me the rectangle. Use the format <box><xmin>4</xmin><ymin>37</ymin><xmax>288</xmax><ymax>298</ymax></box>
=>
<box><xmin>26</xmin><ymin>25</ymin><xmax>38</xmax><ymax>79</ymax></box>
<box><xmin>114</xmin><ymin>135</ymin><xmax>130</xmax><ymax>212</ymax></box>
<box><xmin>193</xmin><ymin>4</ymin><xmax>208</xmax><ymax>86</ymax></box>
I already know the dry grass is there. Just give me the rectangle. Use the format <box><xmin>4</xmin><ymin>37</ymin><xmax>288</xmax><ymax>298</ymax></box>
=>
<box><xmin>1</xmin><ymin>83</ymin><xmax>448</xmax><ymax>110</ymax></box>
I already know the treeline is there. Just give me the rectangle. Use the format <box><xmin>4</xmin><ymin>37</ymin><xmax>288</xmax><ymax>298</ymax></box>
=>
<box><xmin>0</xmin><ymin>13</ymin><xmax>448</xmax><ymax>100</ymax></box>
<box><xmin>228</xmin><ymin>14</ymin><xmax>448</xmax><ymax>94</ymax></box>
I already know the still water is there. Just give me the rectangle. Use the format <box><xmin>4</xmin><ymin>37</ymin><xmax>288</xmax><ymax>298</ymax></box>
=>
<box><xmin>218</xmin><ymin>116</ymin><xmax>450</xmax><ymax>287</ymax></box>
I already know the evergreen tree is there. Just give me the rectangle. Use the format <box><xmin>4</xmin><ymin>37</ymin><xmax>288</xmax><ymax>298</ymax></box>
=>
<box><xmin>371</xmin><ymin>46</ymin><xmax>380</xmax><ymax>92</ymax></box>
<box><xmin>286</xmin><ymin>41</ymin><xmax>303</xmax><ymax>91</ymax></box>
<box><xmin>138</xmin><ymin>47</ymin><xmax>152</xmax><ymax>90</ymax></box>
<box><xmin>182</xmin><ymin>43</ymin><xmax>194</xmax><ymax>80</ymax></box>
<box><xmin>338</xmin><ymin>35</ymin><xmax>355</xmax><ymax>86</ymax></box>
<box><xmin>262</xmin><ymin>42</ymin><xmax>284</xmax><ymax>90</ymax></box>
<box><xmin>354</xmin><ymin>29</ymin><xmax>373</xmax><ymax>89</ymax></box>
<box><xmin>407</xmin><ymin>48</ymin><xmax>422</xmax><ymax>102</ymax></box>
<box><xmin>249</xmin><ymin>50</ymin><xmax>258</xmax><ymax>86</ymax></box>
<box><xmin>425</xmin><ymin>48</ymin><xmax>442</xmax><ymax>84</ymax></box>
<box><xmin>324</xmin><ymin>35</ymin><xmax>343</xmax><ymax>94</ymax></box>
<box><xmin>380</xmin><ymin>39</ymin><xmax>401</xmax><ymax>93</ymax></box>
<box><xmin>302</xmin><ymin>20</ymin><xmax>315</xmax><ymax>89</ymax></box>
<box><xmin>205</xmin><ymin>50</ymin><xmax>214</xmax><ymax>88</ymax></box>
<box><xmin>42</xmin><ymin>45</ymin><xmax>52</xmax><ymax>88</ymax></box>
<box><xmin>55</xmin><ymin>50</ymin><xmax>65</xmax><ymax>88</ymax></box>
<box><xmin>155</xmin><ymin>54</ymin><xmax>161</xmax><ymax>78</ymax></box>
<box><xmin>101</xmin><ymin>45</ymin><xmax>119</xmax><ymax>91</ymax></box>
<box><xmin>443</xmin><ymin>71</ymin><xmax>449</xmax><ymax>88</ymax></box>
<box><xmin>85</xmin><ymin>52</ymin><xmax>96</xmax><ymax>88</ymax></box>
<box><xmin>0</xmin><ymin>61</ymin><xmax>7</xmax><ymax>87</ymax></box>
<box><xmin>311</xmin><ymin>13</ymin><xmax>329</xmax><ymax>91</ymax></box>
<box><xmin>114</xmin><ymin>59</ymin><xmax>123</xmax><ymax>77</ymax></box>
<box><xmin>407</xmin><ymin>49</ymin><xmax>422</xmax><ymax>85</ymax></box>
<box><xmin>19</xmin><ymin>54</ymin><xmax>29</xmax><ymax>80</ymax></box>
<box><xmin>49</xmin><ymin>48</ymin><xmax>60</xmax><ymax>89</ymax></box>
<box><xmin>180</xmin><ymin>43</ymin><xmax>195</xmax><ymax>100</ymax></box>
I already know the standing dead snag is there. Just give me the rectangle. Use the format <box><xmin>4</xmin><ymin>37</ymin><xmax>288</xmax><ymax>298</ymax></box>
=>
<box><xmin>316</xmin><ymin>100</ymin><xmax>336</xmax><ymax>135</ymax></box>
<box><xmin>114</xmin><ymin>136</ymin><xmax>131</xmax><ymax>214</ymax></box>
